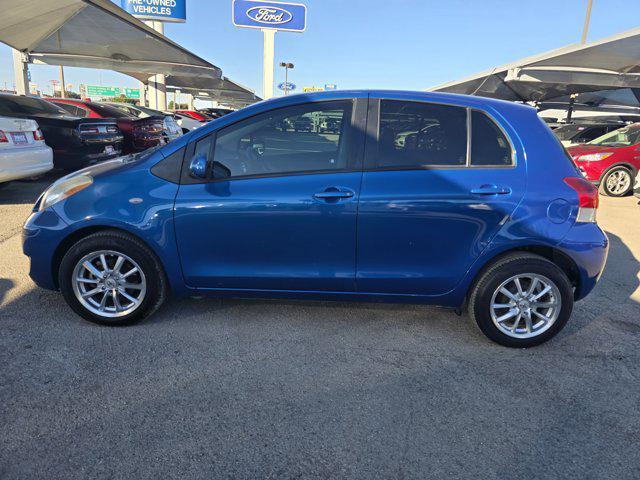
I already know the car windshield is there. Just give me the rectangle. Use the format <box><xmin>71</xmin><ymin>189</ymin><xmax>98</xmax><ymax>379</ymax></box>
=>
<box><xmin>0</xmin><ymin>95</ymin><xmax>69</xmax><ymax>116</ymax></box>
<box><xmin>133</xmin><ymin>105</ymin><xmax>165</xmax><ymax>117</ymax></box>
<box><xmin>87</xmin><ymin>103</ymin><xmax>133</xmax><ymax>119</ymax></box>
<box><xmin>587</xmin><ymin>126</ymin><xmax>640</xmax><ymax>147</ymax></box>
<box><xmin>554</xmin><ymin>125</ymin><xmax>588</xmax><ymax>141</ymax></box>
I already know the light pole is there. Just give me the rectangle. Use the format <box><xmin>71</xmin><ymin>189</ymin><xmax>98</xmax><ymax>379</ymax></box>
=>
<box><xmin>581</xmin><ymin>0</ymin><xmax>593</xmax><ymax>44</ymax></box>
<box><xmin>279</xmin><ymin>62</ymin><xmax>294</xmax><ymax>95</ymax></box>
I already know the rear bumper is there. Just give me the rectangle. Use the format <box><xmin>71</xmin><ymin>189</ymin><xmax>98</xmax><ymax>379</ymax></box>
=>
<box><xmin>557</xmin><ymin>222</ymin><xmax>609</xmax><ymax>301</ymax></box>
<box><xmin>53</xmin><ymin>141</ymin><xmax>123</xmax><ymax>169</ymax></box>
<box><xmin>0</xmin><ymin>146</ymin><xmax>53</xmax><ymax>182</ymax></box>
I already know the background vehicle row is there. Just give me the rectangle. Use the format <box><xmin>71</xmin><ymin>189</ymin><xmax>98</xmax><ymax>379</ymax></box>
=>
<box><xmin>51</xmin><ymin>99</ymin><xmax>166</xmax><ymax>154</ymax></box>
<box><xmin>0</xmin><ymin>94</ymin><xmax>122</xmax><ymax>171</ymax></box>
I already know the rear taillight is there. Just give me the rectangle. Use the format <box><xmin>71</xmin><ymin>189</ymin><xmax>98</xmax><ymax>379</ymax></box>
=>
<box><xmin>134</xmin><ymin>123</ymin><xmax>163</xmax><ymax>134</ymax></box>
<box><xmin>0</xmin><ymin>130</ymin><xmax>7</xmax><ymax>143</ymax></box>
<box><xmin>80</xmin><ymin>126</ymin><xmax>100</xmax><ymax>135</ymax></box>
<box><xmin>564</xmin><ymin>176</ymin><xmax>599</xmax><ymax>223</ymax></box>
<box><xmin>33</xmin><ymin>128</ymin><xmax>44</xmax><ymax>141</ymax></box>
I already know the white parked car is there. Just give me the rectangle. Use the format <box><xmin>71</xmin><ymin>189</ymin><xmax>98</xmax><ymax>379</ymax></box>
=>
<box><xmin>169</xmin><ymin>112</ymin><xmax>203</xmax><ymax>133</ymax></box>
<box><xmin>634</xmin><ymin>173</ymin><xmax>640</xmax><ymax>200</ymax></box>
<box><xmin>0</xmin><ymin>116</ymin><xmax>53</xmax><ymax>184</ymax></box>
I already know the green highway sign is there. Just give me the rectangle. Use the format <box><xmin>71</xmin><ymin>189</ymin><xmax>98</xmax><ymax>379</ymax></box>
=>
<box><xmin>124</xmin><ymin>88</ymin><xmax>140</xmax><ymax>99</ymax></box>
<box><xmin>85</xmin><ymin>85</ymin><xmax>121</xmax><ymax>97</ymax></box>
<box><xmin>84</xmin><ymin>85</ymin><xmax>141</xmax><ymax>99</ymax></box>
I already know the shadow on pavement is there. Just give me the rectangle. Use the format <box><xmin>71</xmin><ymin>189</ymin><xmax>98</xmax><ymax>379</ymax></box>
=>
<box><xmin>0</xmin><ymin>171</ymin><xmax>64</xmax><ymax>206</ymax></box>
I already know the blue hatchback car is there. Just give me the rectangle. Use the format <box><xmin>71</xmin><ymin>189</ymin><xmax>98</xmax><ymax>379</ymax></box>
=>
<box><xmin>23</xmin><ymin>91</ymin><xmax>608</xmax><ymax>347</ymax></box>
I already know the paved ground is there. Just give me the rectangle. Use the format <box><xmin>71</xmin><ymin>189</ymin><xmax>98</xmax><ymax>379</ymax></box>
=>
<box><xmin>1</xmin><ymin>175</ymin><xmax>639</xmax><ymax>479</ymax></box>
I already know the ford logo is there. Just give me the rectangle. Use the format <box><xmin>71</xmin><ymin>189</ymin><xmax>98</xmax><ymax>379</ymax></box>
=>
<box><xmin>246</xmin><ymin>6</ymin><xmax>293</xmax><ymax>25</ymax></box>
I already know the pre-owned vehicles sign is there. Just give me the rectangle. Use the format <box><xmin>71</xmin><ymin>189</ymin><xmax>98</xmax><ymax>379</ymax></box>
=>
<box><xmin>121</xmin><ymin>0</ymin><xmax>186</xmax><ymax>23</ymax></box>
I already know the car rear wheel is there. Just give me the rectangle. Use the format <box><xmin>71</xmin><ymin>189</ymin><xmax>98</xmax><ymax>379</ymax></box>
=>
<box><xmin>59</xmin><ymin>230</ymin><xmax>167</xmax><ymax>325</ymax></box>
<box><xmin>600</xmin><ymin>166</ymin><xmax>633</xmax><ymax>197</ymax></box>
<box><xmin>468</xmin><ymin>253</ymin><xmax>573</xmax><ymax>347</ymax></box>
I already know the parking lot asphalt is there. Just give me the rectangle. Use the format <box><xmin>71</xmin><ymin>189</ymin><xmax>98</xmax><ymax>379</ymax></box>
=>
<box><xmin>1</xmin><ymin>175</ymin><xmax>639</xmax><ymax>480</ymax></box>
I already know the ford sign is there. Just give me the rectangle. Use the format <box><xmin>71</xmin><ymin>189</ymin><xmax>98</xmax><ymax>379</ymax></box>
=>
<box><xmin>278</xmin><ymin>82</ymin><xmax>296</xmax><ymax>91</ymax></box>
<box><xmin>247</xmin><ymin>6</ymin><xmax>292</xmax><ymax>25</ymax></box>
<box><xmin>233</xmin><ymin>0</ymin><xmax>307</xmax><ymax>32</ymax></box>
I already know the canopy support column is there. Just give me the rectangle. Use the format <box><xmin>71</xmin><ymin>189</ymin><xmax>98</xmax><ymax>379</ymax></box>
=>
<box><xmin>145</xmin><ymin>20</ymin><xmax>167</xmax><ymax>110</ymax></box>
<box><xmin>12</xmin><ymin>49</ymin><xmax>29</xmax><ymax>95</ymax></box>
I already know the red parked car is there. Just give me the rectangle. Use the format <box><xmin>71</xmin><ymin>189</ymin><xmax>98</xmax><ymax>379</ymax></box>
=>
<box><xmin>567</xmin><ymin>123</ymin><xmax>640</xmax><ymax>196</ymax></box>
<box><xmin>174</xmin><ymin>110</ymin><xmax>211</xmax><ymax>122</ymax></box>
<box><xmin>51</xmin><ymin>99</ymin><xmax>165</xmax><ymax>154</ymax></box>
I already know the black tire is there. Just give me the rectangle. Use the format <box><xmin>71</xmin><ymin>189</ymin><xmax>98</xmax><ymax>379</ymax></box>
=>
<box><xmin>599</xmin><ymin>166</ymin><xmax>633</xmax><ymax>197</ymax></box>
<box><xmin>59</xmin><ymin>230</ymin><xmax>167</xmax><ymax>326</ymax></box>
<box><xmin>468</xmin><ymin>253</ymin><xmax>573</xmax><ymax>348</ymax></box>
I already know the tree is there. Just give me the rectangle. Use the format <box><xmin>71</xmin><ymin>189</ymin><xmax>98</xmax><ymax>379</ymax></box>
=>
<box><xmin>53</xmin><ymin>90</ymin><xmax>80</xmax><ymax>99</ymax></box>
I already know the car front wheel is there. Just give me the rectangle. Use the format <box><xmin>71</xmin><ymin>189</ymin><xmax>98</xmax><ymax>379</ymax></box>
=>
<box><xmin>59</xmin><ymin>230</ymin><xmax>167</xmax><ymax>325</ymax></box>
<box><xmin>600</xmin><ymin>166</ymin><xmax>633</xmax><ymax>196</ymax></box>
<box><xmin>468</xmin><ymin>253</ymin><xmax>573</xmax><ymax>347</ymax></box>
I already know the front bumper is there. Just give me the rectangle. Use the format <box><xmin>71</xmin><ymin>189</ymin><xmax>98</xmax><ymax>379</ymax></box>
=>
<box><xmin>22</xmin><ymin>208</ymin><xmax>69</xmax><ymax>290</ymax></box>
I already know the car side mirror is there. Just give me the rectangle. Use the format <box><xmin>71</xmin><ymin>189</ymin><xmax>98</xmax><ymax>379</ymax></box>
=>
<box><xmin>211</xmin><ymin>161</ymin><xmax>231</xmax><ymax>179</ymax></box>
<box><xmin>189</xmin><ymin>153</ymin><xmax>207</xmax><ymax>179</ymax></box>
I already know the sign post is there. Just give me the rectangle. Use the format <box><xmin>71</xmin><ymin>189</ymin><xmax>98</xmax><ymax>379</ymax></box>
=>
<box><xmin>121</xmin><ymin>0</ymin><xmax>187</xmax><ymax>109</ymax></box>
<box><xmin>263</xmin><ymin>29</ymin><xmax>276</xmax><ymax>101</ymax></box>
<box><xmin>232</xmin><ymin>0</ymin><xmax>307</xmax><ymax>100</ymax></box>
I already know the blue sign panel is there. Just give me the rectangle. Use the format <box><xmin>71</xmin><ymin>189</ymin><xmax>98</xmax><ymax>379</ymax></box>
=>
<box><xmin>324</xmin><ymin>84</ymin><xmax>337</xmax><ymax>90</ymax></box>
<box><xmin>233</xmin><ymin>0</ymin><xmax>307</xmax><ymax>32</ymax></box>
<box><xmin>121</xmin><ymin>0</ymin><xmax>186</xmax><ymax>23</ymax></box>
<box><xmin>278</xmin><ymin>82</ymin><xmax>296</xmax><ymax>91</ymax></box>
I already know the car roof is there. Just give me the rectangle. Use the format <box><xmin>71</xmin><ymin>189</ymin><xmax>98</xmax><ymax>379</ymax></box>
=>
<box><xmin>243</xmin><ymin>90</ymin><xmax>536</xmax><ymax>118</ymax></box>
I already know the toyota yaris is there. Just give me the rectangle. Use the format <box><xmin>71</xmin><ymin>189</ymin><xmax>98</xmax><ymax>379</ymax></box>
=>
<box><xmin>23</xmin><ymin>91</ymin><xmax>608</xmax><ymax>347</ymax></box>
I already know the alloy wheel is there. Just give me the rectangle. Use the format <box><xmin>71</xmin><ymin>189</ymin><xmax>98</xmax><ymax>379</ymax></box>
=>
<box><xmin>489</xmin><ymin>273</ymin><xmax>562</xmax><ymax>339</ymax></box>
<box><xmin>606</xmin><ymin>169</ymin><xmax>631</xmax><ymax>195</ymax></box>
<box><xmin>71</xmin><ymin>250</ymin><xmax>146</xmax><ymax>318</ymax></box>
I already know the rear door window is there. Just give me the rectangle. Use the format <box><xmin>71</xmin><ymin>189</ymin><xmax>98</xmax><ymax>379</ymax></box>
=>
<box><xmin>375</xmin><ymin>100</ymin><xmax>468</xmax><ymax>168</ymax></box>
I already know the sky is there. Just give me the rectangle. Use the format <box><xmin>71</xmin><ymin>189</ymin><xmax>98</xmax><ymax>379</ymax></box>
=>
<box><xmin>1</xmin><ymin>0</ymin><xmax>640</xmax><ymax>100</ymax></box>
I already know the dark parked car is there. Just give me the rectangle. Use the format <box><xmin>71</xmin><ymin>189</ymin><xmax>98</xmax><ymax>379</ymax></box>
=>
<box><xmin>51</xmin><ymin>99</ymin><xmax>165</xmax><ymax>154</ymax></box>
<box><xmin>99</xmin><ymin>102</ymin><xmax>182</xmax><ymax>143</ymax></box>
<box><xmin>554</xmin><ymin>122</ymin><xmax>624</xmax><ymax>147</ymax></box>
<box><xmin>23</xmin><ymin>90</ymin><xmax>608</xmax><ymax>348</ymax></box>
<box><xmin>198</xmin><ymin>107</ymin><xmax>234</xmax><ymax>119</ymax></box>
<box><xmin>0</xmin><ymin>94</ymin><xmax>123</xmax><ymax>170</ymax></box>
<box><xmin>293</xmin><ymin>116</ymin><xmax>313</xmax><ymax>132</ymax></box>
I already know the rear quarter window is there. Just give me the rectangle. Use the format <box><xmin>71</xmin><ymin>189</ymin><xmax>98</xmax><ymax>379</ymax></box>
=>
<box><xmin>470</xmin><ymin>110</ymin><xmax>513</xmax><ymax>166</ymax></box>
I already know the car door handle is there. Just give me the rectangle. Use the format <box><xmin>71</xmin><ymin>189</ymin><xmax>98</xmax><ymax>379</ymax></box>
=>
<box><xmin>470</xmin><ymin>184</ymin><xmax>512</xmax><ymax>195</ymax></box>
<box><xmin>313</xmin><ymin>187</ymin><xmax>355</xmax><ymax>200</ymax></box>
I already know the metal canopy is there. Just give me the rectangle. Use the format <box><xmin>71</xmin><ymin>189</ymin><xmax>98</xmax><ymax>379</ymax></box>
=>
<box><xmin>0</xmin><ymin>0</ymin><xmax>221</xmax><ymax>80</ymax></box>
<box><xmin>164</xmin><ymin>77</ymin><xmax>261</xmax><ymax>109</ymax></box>
<box><xmin>430</xmin><ymin>28</ymin><xmax>640</xmax><ymax>102</ymax></box>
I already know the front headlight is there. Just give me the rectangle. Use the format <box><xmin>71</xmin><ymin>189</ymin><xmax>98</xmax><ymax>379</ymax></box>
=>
<box><xmin>577</xmin><ymin>152</ymin><xmax>613</xmax><ymax>162</ymax></box>
<box><xmin>39</xmin><ymin>174</ymin><xmax>93</xmax><ymax>211</ymax></box>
